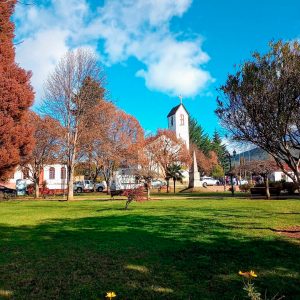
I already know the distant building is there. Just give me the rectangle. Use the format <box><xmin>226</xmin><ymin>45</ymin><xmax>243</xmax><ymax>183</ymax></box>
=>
<box><xmin>233</xmin><ymin>147</ymin><xmax>295</xmax><ymax>182</ymax></box>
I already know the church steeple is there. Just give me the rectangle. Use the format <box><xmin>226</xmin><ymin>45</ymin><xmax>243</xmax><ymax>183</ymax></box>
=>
<box><xmin>167</xmin><ymin>98</ymin><xmax>190</xmax><ymax>149</ymax></box>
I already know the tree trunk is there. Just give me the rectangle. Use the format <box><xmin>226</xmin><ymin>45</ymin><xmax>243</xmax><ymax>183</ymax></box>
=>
<box><xmin>67</xmin><ymin>165</ymin><xmax>74</xmax><ymax>200</ymax></box>
<box><xmin>34</xmin><ymin>179</ymin><xmax>39</xmax><ymax>198</ymax></box>
<box><xmin>166</xmin><ymin>179</ymin><xmax>170</xmax><ymax>193</ymax></box>
<box><xmin>173</xmin><ymin>178</ymin><xmax>176</xmax><ymax>194</ymax></box>
<box><xmin>146</xmin><ymin>181</ymin><xmax>151</xmax><ymax>200</ymax></box>
<box><xmin>124</xmin><ymin>198</ymin><xmax>132</xmax><ymax>210</ymax></box>
<box><xmin>265</xmin><ymin>175</ymin><xmax>270</xmax><ymax>199</ymax></box>
<box><xmin>105</xmin><ymin>179</ymin><xmax>110</xmax><ymax>195</ymax></box>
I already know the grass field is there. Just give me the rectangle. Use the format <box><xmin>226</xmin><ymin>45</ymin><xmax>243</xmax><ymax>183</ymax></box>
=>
<box><xmin>0</xmin><ymin>196</ymin><xmax>299</xmax><ymax>299</ymax></box>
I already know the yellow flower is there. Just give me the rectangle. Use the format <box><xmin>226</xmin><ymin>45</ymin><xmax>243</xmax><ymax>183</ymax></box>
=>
<box><xmin>249</xmin><ymin>270</ymin><xmax>257</xmax><ymax>278</ymax></box>
<box><xmin>238</xmin><ymin>270</ymin><xmax>258</xmax><ymax>278</ymax></box>
<box><xmin>106</xmin><ymin>291</ymin><xmax>116</xmax><ymax>299</ymax></box>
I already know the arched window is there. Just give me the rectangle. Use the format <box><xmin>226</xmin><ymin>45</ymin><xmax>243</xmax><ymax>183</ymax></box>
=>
<box><xmin>49</xmin><ymin>167</ymin><xmax>55</xmax><ymax>180</ymax></box>
<box><xmin>180</xmin><ymin>114</ymin><xmax>184</xmax><ymax>125</ymax></box>
<box><xmin>61</xmin><ymin>167</ymin><xmax>66</xmax><ymax>180</ymax></box>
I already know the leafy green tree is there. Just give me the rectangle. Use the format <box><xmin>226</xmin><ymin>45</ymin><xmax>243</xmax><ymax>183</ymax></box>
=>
<box><xmin>211</xmin><ymin>165</ymin><xmax>224</xmax><ymax>178</ymax></box>
<box><xmin>189</xmin><ymin>117</ymin><xmax>211</xmax><ymax>155</ymax></box>
<box><xmin>166</xmin><ymin>164</ymin><xmax>184</xmax><ymax>194</ymax></box>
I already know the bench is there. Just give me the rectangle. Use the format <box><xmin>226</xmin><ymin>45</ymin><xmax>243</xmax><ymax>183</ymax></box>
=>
<box><xmin>250</xmin><ymin>187</ymin><xmax>281</xmax><ymax>197</ymax></box>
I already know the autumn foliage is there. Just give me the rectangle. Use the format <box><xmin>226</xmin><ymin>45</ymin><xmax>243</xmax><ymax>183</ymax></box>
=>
<box><xmin>145</xmin><ymin>129</ymin><xmax>190</xmax><ymax>192</ymax></box>
<box><xmin>145</xmin><ymin>129</ymin><xmax>190</xmax><ymax>176</ymax></box>
<box><xmin>190</xmin><ymin>143</ymin><xmax>219</xmax><ymax>175</ymax></box>
<box><xmin>83</xmin><ymin>102</ymin><xmax>144</xmax><ymax>193</ymax></box>
<box><xmin>21</xmin><ymin>113</ymin><xmax>63</xmax><ymax>198</ymax></box>
<box><xmin>0</xmin><ymin>0</ymin><xmax>34</xmax><ymax>180</ymax></box>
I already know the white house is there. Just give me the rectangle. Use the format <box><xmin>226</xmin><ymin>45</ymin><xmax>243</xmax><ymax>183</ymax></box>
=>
<box><xmin>270</xmin><ymin>171</ymin><xmax>294</xmax><ymax>183</ymax></box>
<box><xmin>9</xmin><ymin>164</ymin><xmax>67</xmax><ymax>192</ymax></box>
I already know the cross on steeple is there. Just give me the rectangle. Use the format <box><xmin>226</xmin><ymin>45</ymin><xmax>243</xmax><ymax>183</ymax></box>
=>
<box><xmin>178</xmin><ymin>95</ymin><xmax>183</xmax><ymax>104</ymax></box>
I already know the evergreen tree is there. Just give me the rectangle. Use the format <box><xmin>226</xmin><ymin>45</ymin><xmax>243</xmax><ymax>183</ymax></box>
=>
<box><xmin>0</xmin><ymin>0</ymin><xmax>34</xmax><ymax>180</ymax></box>
<box><xmin>211</xmin><ymin>130</ymin><xmax>229</xmax><ymax>172</ymax></box>
<box><xmin>189</xmin><ymin>117</ymin><xmax>211</xmax><ymax>155</ymax></box>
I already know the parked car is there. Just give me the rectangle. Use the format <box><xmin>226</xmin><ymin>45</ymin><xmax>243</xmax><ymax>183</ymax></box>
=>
<box><xmin>73</xmin><ymin>180</ymin><xmax>106</xmax><ymax>193</ymax></box>
<box><xmin>151</xmin><ymin>180</ymin><xmax>166</xmax><ymax>189</ymax></box>
<box><xmin>238</xmin><ymin>179</ymin><xmax>248</xmax><ymax>185</ymax></box>
<box><xmin>200</xmin><ymin>177</ymin><xmax>219</xmax><ymax>187</ymax></box>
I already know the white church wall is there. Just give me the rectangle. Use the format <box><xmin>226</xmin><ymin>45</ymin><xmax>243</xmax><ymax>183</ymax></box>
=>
<box><xmin>168</xmin><ymin>105</ymin><xmax>189</xmax><ymax>150</ymax></box>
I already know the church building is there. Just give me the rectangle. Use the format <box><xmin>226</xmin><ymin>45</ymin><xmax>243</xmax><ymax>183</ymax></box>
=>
<box><xmin>167</xmin><ymin>102</ymin><xmax>190</xmax><ymax>150</ymax></box>
<box><xmin>166</xmin><ymin>101</ymin><xmax>190</xmax><ymax>185</ymax></box>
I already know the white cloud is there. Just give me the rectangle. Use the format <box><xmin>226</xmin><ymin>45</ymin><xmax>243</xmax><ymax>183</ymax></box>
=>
<box><xmin>88</xmin><ymin>0</ymin><xmax>213</xmax><ymax>96</ymax></box>
<box><xmin>16</xmin><ymin>29</ymin><xmax>69</xmax><ymax>99</ymax></box>
<box><xmin>14</xmin><ymin>0</ymin><xmax>213</xmax><ymax>102</ymax></box>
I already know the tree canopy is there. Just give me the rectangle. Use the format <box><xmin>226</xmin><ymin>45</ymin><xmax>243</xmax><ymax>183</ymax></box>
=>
<box><xmin>0</xmin><ymin>0</ymin><xmax>34</xmax><ymax>180</ymax></box>
<box><xmin>42</xmin><ymin>49</ymin><xmax>106</xmax><ymax>200</ymax></box>
<box><xmin>216</xmin><ymin>41</ymin><xmax>300</xmax><ymax>186</ymax></box>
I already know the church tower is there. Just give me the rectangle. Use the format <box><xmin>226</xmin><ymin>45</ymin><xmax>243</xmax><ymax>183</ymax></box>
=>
<box><xmin>167</xmin><ymin>99</ymin><xmax>190</xmax><ymax>150</ymax></box>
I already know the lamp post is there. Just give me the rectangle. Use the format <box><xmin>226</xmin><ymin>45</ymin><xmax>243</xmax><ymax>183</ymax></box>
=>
<box><xmin>227</xmin><ymin>150</ymin><xmax>236</xmax><ymax>196</ymax></box>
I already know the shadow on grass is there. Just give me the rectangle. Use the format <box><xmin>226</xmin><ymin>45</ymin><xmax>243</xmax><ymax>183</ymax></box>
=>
<box><xmin>0</xmin><ymin>213</ymin><xmax>299</xmax><ymax>300</ymax></box>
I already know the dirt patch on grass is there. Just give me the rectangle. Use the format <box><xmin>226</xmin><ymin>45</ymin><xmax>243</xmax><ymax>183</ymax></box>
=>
<box><xmin>276</xmin><ymin>226</ymin><xmax>300</xmax><ymax>239</ymax></box>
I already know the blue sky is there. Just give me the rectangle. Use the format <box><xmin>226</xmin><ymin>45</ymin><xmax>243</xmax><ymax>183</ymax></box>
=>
<box><xmin>14</xmin><ymin>0</ymin><xmax>300</xmax><ymax>138</ymax></box>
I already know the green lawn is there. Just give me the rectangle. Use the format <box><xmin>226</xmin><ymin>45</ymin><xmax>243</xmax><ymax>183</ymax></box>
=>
<box><xmin>0</xmin><ymin>197</ymin><xmax>299</xmax><ymax>299</ymax></box>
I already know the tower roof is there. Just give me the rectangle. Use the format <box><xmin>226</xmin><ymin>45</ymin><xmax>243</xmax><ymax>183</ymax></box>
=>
<box><xmin>167</xmin><ymin>104</ymin><xmax>189</xmax><ymax>118</ymax></box>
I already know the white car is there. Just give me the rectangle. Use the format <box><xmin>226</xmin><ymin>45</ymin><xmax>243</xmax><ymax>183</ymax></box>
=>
<box><xmin>200</xmin><ymin>177</ymin><xmax>219</xmax><ymax>187</ymax></box>
<box><xmin>151</xmin><ymin>180</ymin><xmax>166</xmax><ymax>189</ymax></box>
<box><xmin>238</xmin><ymin>179</ymin><xmax>248</xmax><ymax>185</ymax></box>
<box><xmin>74</xmin><ymin>180</ymin><xmax>106</xmax><ymax>193</ymax></box>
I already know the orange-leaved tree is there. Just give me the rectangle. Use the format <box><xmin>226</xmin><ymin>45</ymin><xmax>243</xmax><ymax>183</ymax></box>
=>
<box><xmin>0</xmin><ymin>0</ymin><xmax>34</xmax><ymax>181</ymax></box>
<box><xmin>84</xmin><ymin>104</ymin><xmax>144</xmax><ymax>194</ymax></box>
<box><xmin>20</xmin><ymin>113</ymin><xmax>63</xmax><ymax>198</ymax></box>
<box><xmin>191</xmin><ymin>143</ymin><xmax>219</xmax><ymax>176</ymax></box>
<box><xmin>145</xmin><ymin>129</ymin><xmax>190</xmax><ymax>193</ymax></box>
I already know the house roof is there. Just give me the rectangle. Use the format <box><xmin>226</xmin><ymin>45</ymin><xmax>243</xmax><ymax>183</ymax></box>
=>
<box><xmin>167</xmin><ymin>104</ymin><xmax>189</xmax><ymax>118</ymax></box>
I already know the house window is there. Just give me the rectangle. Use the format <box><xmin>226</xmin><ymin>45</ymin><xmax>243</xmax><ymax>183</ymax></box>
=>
<box><xmin>49</xmin><ymin>167</ymin><xmax>55</xmax><ymax>180</ymax></box>
<box><xmin>170</xmin><ymin>116</ymin><xmax>174</xmax><ymax>126</ymax></box>
<box><xmin>61</xmin><ymin>167</ymin><xmax>66</xmax><ymax>180</ymax></box>
<box><xmin>23</xmin><ymin>169</ymin><xmax>29</xmax><ymax>179</ymax></box>
<box><xmin>180</xmin><ymin>114</ymin><xmax>184</xmax><ymax>125</ymax></box>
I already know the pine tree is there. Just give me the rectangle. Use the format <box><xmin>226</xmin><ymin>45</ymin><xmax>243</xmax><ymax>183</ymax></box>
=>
<box><xmin>189</xmin><ymin>117</ymin><xmax>211</xmax><ymax>155</ymax></box>
<box><xmin>211</xmin><ymin>130</ymin><xmax>229</xmax><ymax>172</ymax></box>
<box><xmin>212</xmin><ymin>130</ymin><xmax>229</xmax><ymax>172</ymax></box>
<box><xmin>0</xmin><ymin>0</ymin><xmax>34</xmax><ymax>180</ymax></box>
